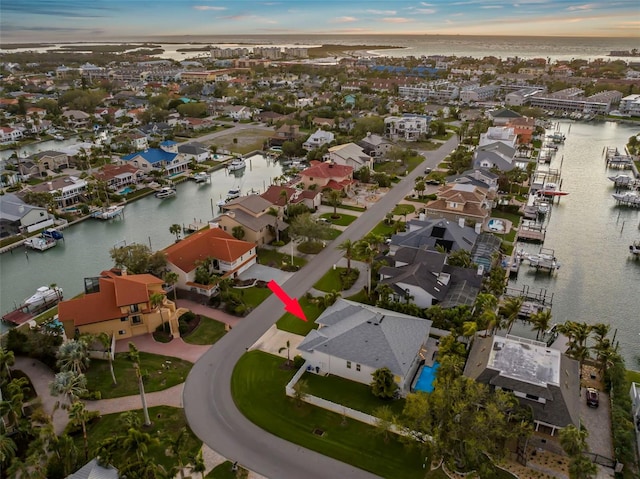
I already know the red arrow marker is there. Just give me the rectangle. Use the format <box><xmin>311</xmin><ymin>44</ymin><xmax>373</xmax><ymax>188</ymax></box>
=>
<box><xmin>267</xmin><ymin>280</ymin><xmax>307</xmax><ymax>322</ymax></box>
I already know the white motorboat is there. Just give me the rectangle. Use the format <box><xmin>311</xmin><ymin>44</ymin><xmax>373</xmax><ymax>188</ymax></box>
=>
<box><xmin>608</xmin><ymin>174</ymin><xmax>634</xmax><ymax>187</ymax></box>
<box><xmin>612</xmin><ymin>191</ymin><xmax>640</xmax><ymax>205</ymax></box>
<box><xmin>24</xmin><ymin>235</ymin><xmax>57</xmax><ymax>251</ymax></box>
<box><xmin>155</xmin><ymin>186</ymin><xmax>177</xmax><ymax>199</ymax></box>
<box><xmin>24</xmin><ymin>285</ymin><xmax>63</xmax><ymax>307</ymax></box>
<box><xmin>192</xmin><ymin>172</ymin><xmax>210</xmax><ymax>183</ymax></box>
<box><xmin>53</xmin><ymin>134</ymin><xmax>64</xmax><ymax>141</ymax></box>
<box><xmin>92</xmin><ymin>205</ymin><xmax>125</xmax><ymax>220</ymax></box>
<box><xmin>226</xmin><ymin>188</ymin><xmax>241</xmax><ymax>200</ymax></box>
<box><xmin>227</xmin><ymin>159</ymin><xmax>246</xmax><ymax>171</ymax></box>
<box><xmin>537</xmin><ymin>202</ymin><xmax>550</xmax><ymax>214</ymax></box>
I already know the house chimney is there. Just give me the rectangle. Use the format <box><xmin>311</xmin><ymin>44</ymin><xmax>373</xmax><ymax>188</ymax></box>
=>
<box><xmin>47</xmin><ymin>181</ymin><xmax>53</xmax><ymax>191</ymax></box>
<box><xmin>458</xmin><ymin>218</ymin><xmax>465</xmax><ymax>228</ymax></box>
<box><xmin>475</xmin><ymin>222</ymin><xmax>482</xmax><ymax>234</ymax></box>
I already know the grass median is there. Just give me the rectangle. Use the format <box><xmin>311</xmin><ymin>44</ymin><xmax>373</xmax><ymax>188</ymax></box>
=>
<box><xmin>231</xmin><ymin>351</ymin><xmax>425</xmax><ymax>479</ymax></box>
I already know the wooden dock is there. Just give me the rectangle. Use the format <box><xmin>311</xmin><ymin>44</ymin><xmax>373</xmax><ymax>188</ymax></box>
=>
<box><xmin>516</xmin><ymin>221</ymin><xmax>546</xmax><ymax>243</ymax></box>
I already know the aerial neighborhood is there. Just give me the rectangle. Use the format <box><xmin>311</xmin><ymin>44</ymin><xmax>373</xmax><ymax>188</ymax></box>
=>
<box><xmin>0</xmin><ymin>41</ymin><xmax>639</xmax><ymax>479</ymax></box>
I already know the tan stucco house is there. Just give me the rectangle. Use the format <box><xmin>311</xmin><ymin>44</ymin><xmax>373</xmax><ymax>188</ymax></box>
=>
<box><xmin>58</xmin><ymin>269</ymin><xmax>187</xmax><ymax>339</ymax></box>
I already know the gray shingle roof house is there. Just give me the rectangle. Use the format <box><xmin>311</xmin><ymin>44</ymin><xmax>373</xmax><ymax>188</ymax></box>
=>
<box><xmin>0</xmin><ymin>193</ymin><xmax>50</xmax><ymax>237</ymax></box>
<box><xmin>463</xmin><ymin>334</ymin><xmax>581</xmax><ymax>435</ymax></box>
<box><xmin>65</xmin><ymin>458</ymin><xmax>118</xmax><ymax>479</ymax></box>
<box><xmin>298</xmin><ymin>299</ymin><xmax>432</xmax><ymax>392</ymax></box>
<box><xmin>473</xmin><ymin>142</ymin><xmax>516</xmax><ymax>172</ymax></box>
<box><xmin>447</xmin><ymin>168</ymin><xmax>499</xmax><ymax>191</ymax></box>
<box><xmin>378</xmin><ymin>247</ymin><xmax>483</xmax><ymax>309</ymax></box>
<box><xmin>390</xmin><ymin>217</ymin><xmax>479</xmax><ymax>253</ymax></box>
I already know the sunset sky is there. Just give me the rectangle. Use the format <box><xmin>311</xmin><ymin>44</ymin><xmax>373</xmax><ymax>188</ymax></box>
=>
<box><xmin>2</xmin><ymin>0</ymin><xmax>639</xmax><ymax>42</ymax></box>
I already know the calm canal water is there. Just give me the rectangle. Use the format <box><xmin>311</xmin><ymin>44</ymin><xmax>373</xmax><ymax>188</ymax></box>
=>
<box><xmin>509</xmin><ymin>121</ymin><xmax>640</xmax><ymax>367</ymax></box>
<box><xmin>0</xmin><ymin>154</ymin><xmax>283</xmax><ymax>321</ymax></box>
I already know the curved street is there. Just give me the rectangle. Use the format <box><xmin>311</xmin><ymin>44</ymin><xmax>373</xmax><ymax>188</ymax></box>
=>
<box><xmin>183</xmin><ymin>136</ymin><xmax>459</xmax><ymax>479</ymax></box>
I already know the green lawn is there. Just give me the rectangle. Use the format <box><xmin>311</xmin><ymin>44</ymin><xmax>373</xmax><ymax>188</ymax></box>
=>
<box><xmin>489</xmin><ymin>210</ymin><xmax>523</xmax><ymax>227</ymax></box>
<box><xmin>84</xmin><ymin>351</ymin><xmax>192</xmax><ymax>399</ymax></box>
<box><xmin>256</xmin><ymin>248</ymin><xmax>307</xmax><ymax>268</ymax></box>
<box><xmin>324</xmin><ymin>228</ymin><xmax>343</xmax><ymax>240</ymax></box>
<box><xmin>392</xmin><ymin>204</ymin><xmax>416</xmax><ymax>216</ymax></box>
<box><xmin>77</xmin><ymin>406</ymin><xmax>201</xmax><ymax>473</ymax></box>
<box><xmin>206</xmin><ymin>461</ymin><xmax>248</xmax><ymax>478</ymax></box>
<box><xmin>321</xmin><ymin>202</ymin><xmax>366</xmax><ymax>212</ymax></box>
<box><xmin>369</xmin><ymin>220</ymin><xmax>398</xmax><ymax>238</ymax></box>
<box><xmin>276</xmin><ymin>296</ymin><xmax>323</xmax><ymax>335</ymax></box>
<box><xmin>231</xmin><ymin>351</ymin><xmax>425</xmax><ymax>479</ymax></box>
<box><xmin>303</xmin><ymin>373</ymin><xmax>406</xmax><ymax>417</ymax></box>
<box><xmin>345</xmin><ymin>289</ymin><xmax>375</xmax><ymax>305</ymax></box>
<box><xmin>183</xmin><ymin>315</ymin><xmax>227</xmax><ymax>345</ymax></box>
<box><xmin>319</xmin><ymin>212</ymin><xmax>358</xmax><ymax>226</ymax></box>
<box><xmin>313</xmin><ymin>266</ymin><xmax>356</xmax><ymax>292</ymax></box>
<box><xmin>238</xmin><ymin>286</ymin><xmax>272</xmax><ymax>310</ymax></box>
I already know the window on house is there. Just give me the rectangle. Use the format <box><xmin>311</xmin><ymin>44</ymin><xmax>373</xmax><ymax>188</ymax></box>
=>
<box><xmin>356</xmin><ymin>364</ymin><xmax>361</xmax><ymax>372</ymax></box>
<box><xmin>131</xmin><ymin>315</ymin><xmax>142</xmax><ymax>324</ymax></box>
<box><xmin>525</xmin><ymin>393</ymin><xmax>539</xmax><ymax>401</ymax></box>
<box><xmin>118</xmin><ymin>330</ymin><xmax>126</xmax><ymax>335</ymax></box>
<box><xmin>121</xmin><ymin>317</ymin><xmax>128</xmax><ymax>322</ymax></box>
<box><xmin>130</xmin><ymin>304</ymin><xmax>139</xmax><ymax>313</ymax></box>
<box><xmin>346</xmin><ymin>361</ymin><xmax>351</xmax><ymax>369</ymax></box>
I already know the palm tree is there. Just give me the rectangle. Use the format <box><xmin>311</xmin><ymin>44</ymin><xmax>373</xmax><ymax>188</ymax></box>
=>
<box><xmin>354</xmin><ymin>238</ymin><xmax>379</xmax><ymax>295</ymax></box>
<box><xmin>375</xmin><ymin>283</ymin><xmax>394</xmax><ymax>306</ymax></box>
<box><xmin>559</xmin><ymin>424</ymin><xmax>589</xmax><ymax>457</ymax></box>
<box><xmin>167</xmin><ymin>427</ymin><xmax>189</xmax><ymax>479</ymax></box>
<box><xmin>122</xmin><ymin>427</ymin><xmax>159</xmax><ymax>462</ymax></box>
<box><xmin>97</xmin><ymin>332</ymin><xmax>117</xmax><ymax>386</ymax></box>
<box><xmin>128</xmin><ymin>343</ymin><xmax>151</xmax><ymax>426</ymax></box>
<box><xmin>232</xmin><ymin>225</ymin><xmax>245</xmax><ymax>240</ymax></box>
<box><xmin>462</xmin><ymin>321</ymin><xmax>478</xmax><ymax>343</ymax></box>
<box><xmin>415</xmin><ymin>180</ymin><xmax>426</xmax><ymax>198</ymax></box>
<box><xmin>0</xmin><ymin>434</ymin><xmax>17</xmax><ymax>469</ymax></box>
<box><xmin>500</xmin><ymin>296</ymin><xmax>524</xmax><ymax>334</ymax></box>
<box><xmin>530</xmin><ymin>309</ymin><xmax>552</xmax><ymax>340</ymax></box>
<box><xmin>278</xmin><ymin>340</ymin><xmax>292</xmax><ymax>364</ymax></box>
<box><xmin>68</xmin><ymin>401</ymin><xmax>91</xmax><ymax>461</ymax></box>
<box><xmin>164</xmin><ymin>271</ymin><xmax>180</xmax><ymax>301</ymax></box>
<box><xmin>323</xmin><ymin>290</ymin><xmax>341</xmax><ymax>307</ymax></box>
<box><xmin>0</xmin><ymin>347</ymin><xmax>15</xmax><ymax>384</ymax></box>
<box><xmin>191</xmin><ymin>449</ymin><xmax>206</xmax><ymax>479</ymax></box>
<box><xmin>56</xmin><ymin>339</ymin><xmax>90</xmax><ymax>374</ymax></box>
<box><xmin>169</xmin><ymin>223</ymin><xmax>182</xmax><ymax>241</ymax></box>
<box><xmin>326</xmin><ymin>189</ymin><xmax>342</xmax><ymax>217</ymax></box>
<box><xmin>150</xmin><ymin>292</ymin><xmax>167</xmax><ymax>334</ymax></box>
<box><xmin>50</xmin><ymin>370</ymin><xmax>87</xmax><ymax>408</ymax></box>
<box><xmin>590</xmin><ymin>322</ymin><xmax>610</xmax><ymax>350</ymax></box>
<box><xmin>337</xmin><ymin>239</ymin><xmax>355</xmax><ymax>273</ymax></box>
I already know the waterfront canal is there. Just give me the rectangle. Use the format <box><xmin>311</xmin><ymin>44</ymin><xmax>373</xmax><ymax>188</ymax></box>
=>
<box><xmin>509</xmin><ymin>121</ymin><xmax>640</xmax><ymax>367</ymax></box>
<box><xmin>0</xmin><ymin>153</ymin><xmax>284</xmax><ymax>323</ymax></box>
<box><xmin>2</xmin><ymin>123</ymin><xmax>639</xmax><ymax>366</ymax></box>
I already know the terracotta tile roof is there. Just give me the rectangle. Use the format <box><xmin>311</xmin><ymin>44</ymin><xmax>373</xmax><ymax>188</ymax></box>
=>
<box><xmin>58</xmin><ymin>272</ymin><xmax>163</xmax><ymax>327</ymax></box>
<box><xmin>300</xmin><ymin>162</ymin><xmax>353</xmax><ymax>179</ymax></box>
<box><xmin>93</xmin><ymin>164</ymin><xmax>140</xmax><ymax>181</ymax></box>
<box><xmin>164</xmin><ymin>228</ymin><xmax>255</xmax><ymax>273</ymax></box>
<box><xmin>260</xmin><ymin>185</ymin><xmax>295</xmax><ymax>206</ymax></box>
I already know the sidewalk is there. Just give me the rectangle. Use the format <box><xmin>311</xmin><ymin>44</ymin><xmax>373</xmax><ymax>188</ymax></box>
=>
<box><xmin>176</xmin><ymin>299</ymin><xmax>243</xmax><ymax>328</ymax></box>
<box><xmin>115</xmin><ymin>332</ymin><xmax>211</xmax><ymax>363</ymax></box>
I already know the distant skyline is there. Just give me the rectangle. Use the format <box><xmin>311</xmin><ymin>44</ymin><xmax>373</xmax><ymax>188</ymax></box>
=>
<box><xmin>2</xmin><ymin>0</ymin><xmax>639</xmax><ymax>43</ymax></box>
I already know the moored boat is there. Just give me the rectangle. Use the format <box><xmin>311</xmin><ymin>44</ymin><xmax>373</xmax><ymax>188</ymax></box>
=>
<box><xmin>24</xmin><ymin>235</ymin><xmax>57</xmax><ymax>251</ymax></box>
<box><xmin>612</xmin><ymin>191</ymin><xmax>640</xmax><ymax>206</ymax></box>
<box><xmin>191</xmin><ymin>172</ymin><xmax>210</xmax><ymax>183</ymax></box>
<box><xmin>92</xmin><ymin>205</ymin><xmax>125</xmax><ymax>220</ymax></box>
<box><xmin>25</xmin><ymin>285</ymin><xmax>63</xmax><ymax>307</ymax></box>
<box><xmin>227</xmin><ymin>159</ymin><xmax>246</xmax><ymax>171</ymax></box>
<box><xmin>226</xmin><ymin>187</ymin><xmax>241</xmax><ymax>200</ymax></box>
<box><xmin>630</xmin><ymin>241</ymin><xmax>640</xmax><ymax>256</ymax></box>
<box><xmin>155</xmin><ymin>186</ymin><xmax>177</xmax><ymax>199</ymax></box>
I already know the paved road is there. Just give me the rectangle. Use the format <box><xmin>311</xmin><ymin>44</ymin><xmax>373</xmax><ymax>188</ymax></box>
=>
<box><xmin>183</xmin><ymin>136</ymin><xmax>459</xmax><ymax>479</ymax></box>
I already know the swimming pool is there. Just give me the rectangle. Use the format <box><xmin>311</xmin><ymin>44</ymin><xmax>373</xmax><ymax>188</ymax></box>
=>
<box><xmin>118</xmin><ymin>186</ymin><xmax>134</xmax><ymax>195</ymax></box>
<box><xmin>414</xmin><ymin>362</ymin><xmax>440</xmax><ymax>393</ymax></box>
<box><xmin>488</xmin><ymin>218</ymin><xmax>505</xmax><ymax>232</ymax></box>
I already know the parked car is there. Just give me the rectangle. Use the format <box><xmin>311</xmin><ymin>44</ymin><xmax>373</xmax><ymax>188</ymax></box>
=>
<box><xmin>424</xmin><ymin>167</ymin><xmax>432</xmax><ymax>174</ymax></box>
<box><xmin>586</xmin><ymin>387</ymin><xmax>599</xmax><ymax>408</ymax></box>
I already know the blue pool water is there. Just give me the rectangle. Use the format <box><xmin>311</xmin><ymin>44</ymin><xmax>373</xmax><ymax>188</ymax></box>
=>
<box><xmin>118</xmin><ymin>186</ymin><xmax>134</xmax><ymax>195</ymax></box>
<box><xmin>414</xmin><ymin>362</ymin><xmax>440</xmax><ymax>393</ymax></box>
